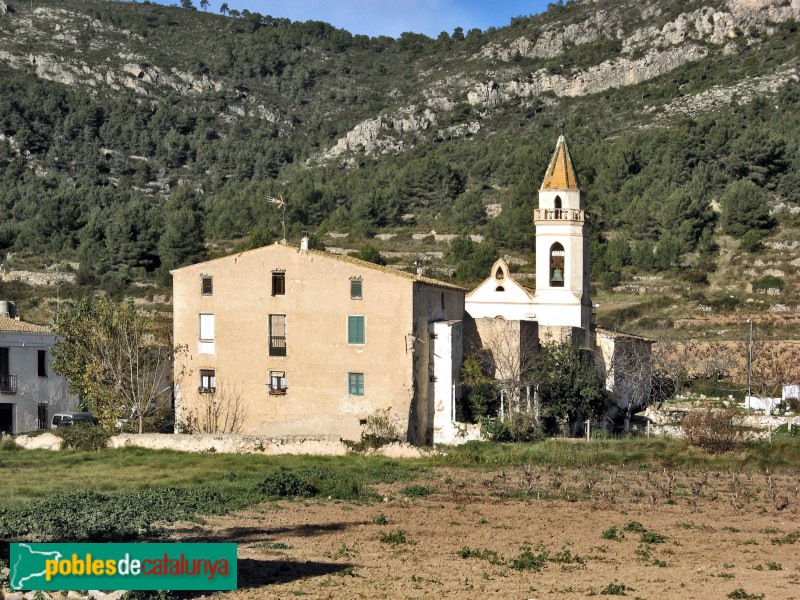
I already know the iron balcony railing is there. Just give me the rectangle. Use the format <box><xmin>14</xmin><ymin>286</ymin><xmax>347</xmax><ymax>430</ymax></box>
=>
<box><xmin>0</xmin><ymin>374</ymin><xmax>17</xmax><ymax>393</ymax></box>
<box><xmin>269</xmin><ymin>336</ymin><xmax>287</xmax><ymax>357</ymax></box>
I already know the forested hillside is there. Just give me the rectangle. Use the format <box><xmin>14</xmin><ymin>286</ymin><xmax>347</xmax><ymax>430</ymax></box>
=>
<box><xmin>0</xmin><ymin>0</ymin><xmax>798</xmax><ymax>333</ymax></box>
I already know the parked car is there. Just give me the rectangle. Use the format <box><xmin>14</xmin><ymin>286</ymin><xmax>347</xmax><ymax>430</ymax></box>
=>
<box><xmin>51</xmin><ymin>412</ymin><xmax>99</xmax><ymax>429</ymax></box>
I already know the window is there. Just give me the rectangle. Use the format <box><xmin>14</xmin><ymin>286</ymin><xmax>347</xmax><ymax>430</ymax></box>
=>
<box><xmin>199</xmin><ymin>314</ymin><xmax>215</xmax><ymax>353</ymax></box>
<box><xmin>199</xmin><ymin>369</ymin><xmax>216</xmax><ymax>394</ymax></box>
<box><xmin>0</xmin><ymin>347</ymin><xmax>14</xmax><ymax>393</ymax></box>
<box><xmin>348</xmin><ymin>372</ymin><xmax>364</xmax><ymax>396</ymax></box>
<box><xmin>201</xmin><ymin>276</ymin><xmax>213</xmax><ymax>295</ymax></box>
<box><xmin>549</xmin><ymin>242</ymin><xmax>565</xmax><ymax>288</ymax></box>
<box><xmin>269</xmin><ymin>371</ymin><xmax>287</xmax><ymax>395</ymax></box>
<box><xmin>38</xmin><ymin>349</ymin><xmax>47</xmax><ymax>377</ymax></box>
<box><xmin>269</xmin><ymin>314</ymin><xmax>287</xmax><ymax>356</ymax></box>
<box><xmin>350</xmin><ymin>279</ymin><xmax>362</xmax><ymax>300</ymax></box>
<box><xmin>348</xmin><ymin>315</ymin><xmax>365</xmax><ymax>345</ymax></box>
<box><xmin>272</xmin><ymin>271</ymin><xmax>286</xmax><ymax>296</ymax></box>
<box><xmin>37</xmin><ymin>402</ymin><xmax>48</xmax><ymax>429</ymax></box>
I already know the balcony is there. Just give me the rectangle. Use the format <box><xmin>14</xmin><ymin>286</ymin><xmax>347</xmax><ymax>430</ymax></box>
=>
<box><xmin>269</xmin><ymin>336</ymin><xmax>287</xmax><ymax>357</ymax></box>
<box><xmin>268</xmin><ymin>386</ymin><xmax>288</xmax><ymax>396</ymax></box>
<box><xmin>534</xmin><ymin>208</ymin><xmax>585</xmax><ymax>222</ymax></box>
<box><xmin>0</xmin><ymin>374</ymin><xmax>17</xmax><ymax>393</ymax></box>
<box><xmin>198</xmin><ymin>386</ymin><xmax>217</xmax><ymax>394</ymax></box>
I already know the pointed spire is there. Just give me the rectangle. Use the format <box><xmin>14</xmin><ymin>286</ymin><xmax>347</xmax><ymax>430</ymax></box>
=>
<box><xmin>540</xmin><ymin>134</ymin><xmax>580</xmax><ymax>190</ymax></box>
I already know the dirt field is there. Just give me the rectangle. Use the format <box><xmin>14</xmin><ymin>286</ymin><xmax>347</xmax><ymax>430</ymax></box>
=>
<box><xmin>167</xmin><ymin>466</ymin><xmax>800</xmax><ymax>599</ymax></box>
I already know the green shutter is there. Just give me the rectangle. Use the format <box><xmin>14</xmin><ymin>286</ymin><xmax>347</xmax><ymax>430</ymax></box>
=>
<box><xmin>348</xmin><ymin>316</ymin><xmax>364</xmax><ymax>344</ymax></box>
<box><xmin>348</xmin><ymin>373</ymin><xmax>364</xmax><ymax>396</ymax></box>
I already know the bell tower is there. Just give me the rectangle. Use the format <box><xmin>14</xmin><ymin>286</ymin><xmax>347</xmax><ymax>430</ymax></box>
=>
<box><xmin>532</xmin><ymin>134</ymin><xmax>592</xmax><ymax>344</ymax></box>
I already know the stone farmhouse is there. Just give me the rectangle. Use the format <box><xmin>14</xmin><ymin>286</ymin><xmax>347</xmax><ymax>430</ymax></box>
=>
<box><xmin>172</xmin><ymin>135</ymin><xmax>652</xmax><ymax>444</ymax></box>
<box><xmin>171</xmin><ymin>244</ymin><xmax>465</xmax><ymax>445</ymax></box>
<box><xmin>0</xmin><ymin>302</ymin><xmax>78</xmax><ymax>434</ymax></box>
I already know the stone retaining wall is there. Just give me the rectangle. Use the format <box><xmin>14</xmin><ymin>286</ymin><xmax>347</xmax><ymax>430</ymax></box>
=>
<box><xmin>11</xmin><ymin>432</ymin><xmax>433</xmax><ymax>458</ymax></box>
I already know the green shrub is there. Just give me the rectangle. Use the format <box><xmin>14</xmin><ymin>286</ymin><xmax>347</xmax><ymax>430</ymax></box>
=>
<box><xmin>600</xmin><ymin>582</ymin><xmax>632</xmax><ymax>595</ymax></box>
<box><xmin>353</xmin><ymin>408</ymin><xmax>402</xmax><ymax>450</ymax></box>
<box><xmin>401</xmin><ymin>485</ymin><xmax>435</xmax><ymax>498</ymax></box>
<box><xmin>468</xmin><ymin>381</ymin><xmax>500</xmax><ymax>420</ymax></box>
<box><xmin>727</xmin><ymin>589</ymin><xmax>764</xmax><ymax>599</ymax></box>
<box><xmin>602</xmin><ymin>526</ymin><xmax>623</xmax><ymax>541</ymax></box>
<box><xmin>296</xmin><ymin>466</ymin><xmax>367</xmax><ymax>500</ymax></box>
<box><xmin>58</xmin><ymin>424</ymin><xmax>112</xmax><ymax>452</ymax></box>
<box><xmin>752</xmin><ymin>275</ymin><xmax>784</xmax><ymax>293</ymax></box>
<box><xmin>379</xmin><ymin>529</ymin><xmax>409</xmax><ymax>547</ymax></box>
<box><xmin>509</xmin><ymin>546</ymin><xmax>549</xmax><ymax>571</ymax></box>
<box><xmin>257</xmin><ymin>468</ymin><xmax>315</xmax><ymax>498</ymax></box>
<box><xmin>623</xmin><ymin>521</ymin><xmax>646</xmax><ymax>533</ymax></box>
<box><xmin>640</xmin><ymin>531</ymin><xmax>667</xmax><ymax>544</ymax></box>
<box><xmin>0</xmin><ymin>437</ymin><xmax>20</xmax><ymax>452</ymax></box>
<box><xmin>0</xmin><ymin>487</ymin><xmax>232</xmax><ymax>542</ymax></box>
<box><xmin>480</xmin><ymin>413</ymin><xmax>543</xmax><ymax>443</ymax></box>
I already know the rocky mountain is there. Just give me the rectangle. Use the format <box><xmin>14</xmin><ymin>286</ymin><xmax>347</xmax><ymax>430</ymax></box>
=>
<box><xmin>0</xmin><ymin>0</ymin><xmax>798</xmax><ymax>335</ymax></box>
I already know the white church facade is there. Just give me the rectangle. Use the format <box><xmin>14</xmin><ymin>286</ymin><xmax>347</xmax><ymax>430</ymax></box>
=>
<box><xmin>448</xmin><ymin>134</ymin><xmax>652</xmax><ymax>441</ymax></box>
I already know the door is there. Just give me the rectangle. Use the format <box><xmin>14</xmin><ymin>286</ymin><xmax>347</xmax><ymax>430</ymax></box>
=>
<box><xmin>0</xmin><ymin>403</ymin><xmax>12</xmax><ymax>434</ymax></box>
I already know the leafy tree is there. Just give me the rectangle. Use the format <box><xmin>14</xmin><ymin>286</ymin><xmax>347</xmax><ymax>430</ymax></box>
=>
<box><xmin>354</xmin><ymin>243</ymin><xmax>386</xmax><ymax>266</ymax></box>
<box><xmin>158</xmin><ymin>185</ymin><xmax>206</xmax><ymax>270</ymax></box>
<box><xmin>535</xmin><ymin>341</ymin><xmax>605</xmax><ymax>435</ymax></box>
<box><xmin>605</xmin><ymin>236</ymin><xmax>631</xmax><ymax>270</ymax></box>
<box><xmin>445</xmin><ymin>235</ymin><xmax>499</xmax><ymax>282</ymax></box>
<box><xmin>719</xmin><ymin>179</ymin><xmax>775</xmax><ymax>237</ymax></box>
<box><xmin>51</xmin><ymin>298</ymin><xmax>172</xmax><ymax>433</ymax></box>
<box><xmin>219</xmin><ymin>3</ymin><xmax>229</xmax><ymax>15</ymax></box>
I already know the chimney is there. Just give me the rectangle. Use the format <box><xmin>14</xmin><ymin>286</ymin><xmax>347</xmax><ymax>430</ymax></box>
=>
<box><xmin>300</xmin><ymin>230</ymin><xmax>310</xmax><ymax>251</ymax></box>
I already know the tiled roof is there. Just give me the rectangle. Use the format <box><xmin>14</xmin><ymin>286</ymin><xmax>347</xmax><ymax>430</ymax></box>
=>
<box><xmin>0</xmin><ymin>315</ymin><xmax>51</xmax><ymax>333</ymax></box>
<box><xmin>306</xmin><ymin>248</ymin><xmax>467</xmax><ymax>291</ymax></box>
<box><xmin>172</xmin><ymin>242</ymin><xmax>467</xmax><ymax>291</ymax></box>
<box><xmin>540</xmin><ymin>134</ymin><xmax>581</xmax><ymax>191</ymax></box>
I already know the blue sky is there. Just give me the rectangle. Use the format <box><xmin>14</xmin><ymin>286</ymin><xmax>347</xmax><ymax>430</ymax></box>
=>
<box><xmin>154</xmin><ymin>1</ymin><xmax>551</xmax><ymax>39</ymax></box>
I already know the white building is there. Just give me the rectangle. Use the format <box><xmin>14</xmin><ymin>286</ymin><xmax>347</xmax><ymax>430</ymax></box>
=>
<box><xmin>0</xmin><ymin>304</ymin><xmax>78</xmax><ymax>434</ymax></box>
<box><xmin>464</xmin><ymin>135</ymin><xmax>653</xmax><ymax>431</ymax></box>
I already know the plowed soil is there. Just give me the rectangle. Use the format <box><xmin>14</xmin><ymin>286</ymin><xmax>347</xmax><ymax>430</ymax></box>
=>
<box><xmin>167</xmin><ymin>466</ymin><xmax>800</xmax><ymax>599</ymax></box>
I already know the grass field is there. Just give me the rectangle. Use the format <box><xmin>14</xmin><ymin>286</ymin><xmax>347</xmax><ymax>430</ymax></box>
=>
<box><xmin>2</xmin><ymin>438</ymin><xmax>800</xmax><ymax>598</ymax></box>
<box><xmin>2</xmin><ymin>438</ymin><xmax>799</xmax><ymax>507</ymax></box>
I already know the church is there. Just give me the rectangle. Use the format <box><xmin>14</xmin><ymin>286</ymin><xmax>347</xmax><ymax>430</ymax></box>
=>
<box><xmin>451</xmin><ymin>134</ymin><xmax>653</xmax><ymax>440</ymax></box>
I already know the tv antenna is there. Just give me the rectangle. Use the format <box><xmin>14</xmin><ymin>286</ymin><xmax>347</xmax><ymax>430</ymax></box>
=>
<box><xmin>266</xmin><ymin>195</ymin><xmax>287</xmax><ymax>243</ymax></box>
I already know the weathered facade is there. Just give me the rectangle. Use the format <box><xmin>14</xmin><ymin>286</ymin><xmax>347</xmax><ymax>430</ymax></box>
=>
<box><xmin>0</xmin><ymin>307</ymin><xmax>78</xmax><ymax>434</ymax></box>
<box><xmin>171</xmin><ymin>242</ymin><xmax>465</xmax><ymax>444</ymax></box>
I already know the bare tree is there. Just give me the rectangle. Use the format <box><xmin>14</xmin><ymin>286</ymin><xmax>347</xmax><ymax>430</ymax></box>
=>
<box><xmin>188</xmin><ymin>384</ymin><xmax>246</xmax><ymax>434</ymax></box>
<box><xmin>736</xmin><ymin>333</ymin><xmax>800</xmax><ymax>411</ymax></box>
<box><xmin>469</xmin><ymin>318</ymin><xmax>539</xmax><ymax>414</ymax></box>
<box><xmin>595</xmin><ymin>331</ymin><xmax>653</xmax><ymax>431</ymax></box>
<box><xmin>174</xmin><ymin>361</ymin><xmax>247</xmax><ymax>434</ymax></box>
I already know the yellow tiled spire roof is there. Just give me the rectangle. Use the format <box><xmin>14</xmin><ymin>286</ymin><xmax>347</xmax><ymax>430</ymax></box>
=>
<box><xmin>540</xmin><ymin>134</ymin><xmax>581</xmax><ymax>190</ymax></box>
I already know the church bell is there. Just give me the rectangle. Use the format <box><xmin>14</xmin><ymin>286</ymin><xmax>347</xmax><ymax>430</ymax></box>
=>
<box><xmin>551</xmin><ymin>268</ymin><xmax>564</xmax><ymax>284</ymax></box>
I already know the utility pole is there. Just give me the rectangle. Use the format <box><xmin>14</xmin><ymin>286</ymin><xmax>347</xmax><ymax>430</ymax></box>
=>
<box><xmin>747</xmin><ymin>318</ymin><xmax>753</xmax><ymax>414</ymax></box>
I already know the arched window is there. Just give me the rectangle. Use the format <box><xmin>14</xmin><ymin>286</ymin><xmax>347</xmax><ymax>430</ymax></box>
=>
<box><xmin>549</xmin><ymin>242</ymin><xmax>565</xmax><ymax>287</ymax></box>
<box><xmin>495</xmin><ymin>267</ymin><xmax>504</xmax><ymax>280</ymax></box>
<box><xmin>554</xmin><ymin>195</ymin><xmax>562</xmax><ymax>219</ymax></box>
<box><xmin>495</xmin><ymin>286</ymin><xmax>505</xmax><ymax>292</ymax></box>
